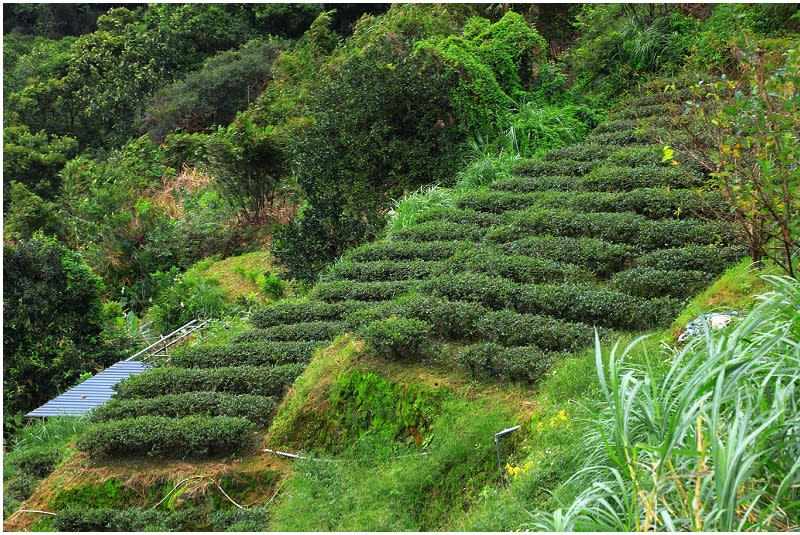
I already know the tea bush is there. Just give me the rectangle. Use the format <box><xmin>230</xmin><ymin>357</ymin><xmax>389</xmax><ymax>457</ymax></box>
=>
<box><xmin>250</xmin><ymin>300</ymin><xmax>369</xmax><ymax>328</ymax></box>
<box><xmin>389</xmin><ymin>221</ymin><xmax>487</xmax><ymax>242</ymax></box>
<box><xmin>89</xmin><ymin>392</ymin><xmax>276</xmax><ymax>426</ymax></box>
<box><xmin>359</xmin><ymin>317</ymin><xmax>434</xmax><ymax>361</ymax></box>
<box><xmin>232</xmin><ymin>321</ymin><xmax>347</xmax><ymax>342</ymax></box>
<box><xmin>413</xmin><ymin>207</ymin><xmax>501</xmax><ymax>227</ymax></box>
<box><xmin>169</xmin><ymin>341</ymin><xmax>321</xmax><ymax>368</ymax></box>
<box><xmin>496</xmin><ymin>236</ymin><xmax>637</xmax><ymax>276</ymax></box>
<box><xmin>325</xmin><ymin>260</ymin><xmax>445</xmax><ymax>282</ymax></box>
<box><xmin>114</xmin><ymin>364</ymin><xmax>303</xmax><ymax>398</ymax></box>
<box><xmin>584</xmin><ymin>130</ymin><xmax>653</xmax><ymax>146</ymax></box>
<box><xmin>77</xmin><ymin>415</ymin><xmax>254</xmax><ymax>458</ymax></box>
<box><xmin>635</xmin><ymin>244</ymin><xmax>748</xmax><ymax>273</ymax></box>
<box><xmin>512</xmin><ymin>158</ymin><xmax>599</xmax><ymax>177</ymax></box>
<box><xmin>479</xmin><ymin>309</ymin><xmax>596</xmax><ymax>352</ymax></box>
<box><xmin>313</xmin><ymin>280</ymin><xmax>421</xmax><ymax>302</ymax></box>
<box><xmin>609</xmin><ymin>267</ymin><xmax>715</xmax><ymax>299</ymax></box>
<box><xmin>542</xmin><ymin>143</ymin><xmax>620</xmax><ymax>162</ymax></box>
<box><xmin>53</xmin><ymin>506</ymin><xmax>201</xmax><ymax>532</ymax></box>
<box><xmin>10</xmin><ymin>446</ymin><xmax>64</xmax><ymax>478</ymax></box>
<box><xmin>445</xmin><ymin>249</ymin><xmax>594</xmax><ymax>284</ymax></box>
<box><xmin>457</xmin><ymin>342</ymin><xmax>554</xmax><ymax>382</ymax></box>
<box><xmin>490</xmin><ymin>175</ymin><xmax>574</xmax><ymax>193</ymax></box>
<box><xmin>348</xmin><ymin>240</ymin><xmax>469</xmax><ymax>262</ymax></box>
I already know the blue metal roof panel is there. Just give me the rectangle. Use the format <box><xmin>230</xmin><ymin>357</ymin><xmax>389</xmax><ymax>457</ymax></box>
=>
<box><xmin>26</xmin><ymin>360</ymin><xmax>152</xmax><ymax>417</ymax></box>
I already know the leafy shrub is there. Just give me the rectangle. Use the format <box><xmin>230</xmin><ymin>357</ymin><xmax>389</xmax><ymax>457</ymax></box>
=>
<box><xmin>390</xmin><ymin>221</ymin><xmax>487</xmax><ymax>242</ymax></box>
<box><xmin>487</xmin><ymin>208</ymin><xmax>734</xmax><ymax>250</ymax></box>
<box><xmin>11</xmin><ymin>446</ymin><xmax>64</xmax><ymax>478</ymax></box>
<box><xmin>490</xmin><ymin>175</ymin><xmax>575</xmax><ymax>193</ymax></box>
<box><xmin>515</xmin><ymin>284</ymin><xmax>681</xmax><ymax>330</ymax></box>
<box><xmin>457</xmin><ymin>342</ymin><xmax>554</xmax><ymax>382</ymax></box>
<box><xmin>53</xmin><ymin>506</ymin><xmax>200</xmax><ymax>532</ymax></box>
<box><xmin>445</xmin><ymin>249</ymin><xmax>594</xmax><ymax>284</ymax></box>
<box><xmin>341</xmin><ymin>300</ymin><xmax>411</xmax><ymax>331</ymax></box>
<box><xmin>544</xmin><ymin>188</ymin><xmax>725</xmax><ymax>220</ymax></box>
<box><xmin>480</xmin><ymin>310</ymin><xmax>596</xmax><ymax>352</ymax></box>
<box><xmin>349</xmin><ymin>240</ymin><xmax>469</xmax><ymax>262</ymax></box>
<box><xmin>232</xmin><ymin>321</ymin><xmax>347</xmax><ymax>342</ymax></box>
<box><xmin>6</xmin><ymin>474</ymin><xmax>38</xmax><ymax>501</ymax></box>
<box><xmin>635</xmin><ymin>244</ymin><xmax>748</xmax><ymax>273</ymax></box>
<box><xmin>609</xmin><ymin>267</ymin><xmax>715</xmax><ymax>299</ymax></box>
<box><xmin>168</xmin><ymin>341</ymin><xmax>321</xmax><ymax>368</ymax></box>
<box><xmin>584</xmin><ymin>130</ymin><xmax>653</xmax><ymax>146</ymax></box>
<box><xmin>359</xmin><ymin>317</ymin><xmax>434</xmax><ymax>360</ymax></box>
<box><xmin>413</xmin><ymin>207</ymin><xmax>501</xmax><ymax>227</ymax></box>
<box><xmin>250</xmin><ymin>300</ymin><xmax>368</xmax><ymax>328</ymax></box>
<box><xmin>496</xmin><ymin>236</ymin><xmax>637</xmax><ymax>277</ymax></box>
<box><xmin>114</xmin><ymin>364</ymin><xmax>303</xmax><ymax>398</ymax></box>
<box><xmin>455</xmin><ymin>190</ymin><xmax>539</xmax><ymax>214</ymax></box>
<box><xmin>542</xmin><ymin>143</ymin><xmax>622</xmax><ymax>162</ymax></box>
<box><xmin>89</xmin><ymin>392</ymin><xmax>276</xmax><ymax>426</ymax></box>
<box><xmin>604</xmin><ymin>145</ymin><xmax>666</xmax><ymax>167</ymax></box>
<box><xmin>423</xmin><ymin>273</ymin><xmax>517</xmax><ymax>310</ymax></box>
<box><xmin>313</xmin><ymin>280</ymin><xmax>420</xmax><ymax>303</ymax></box>
<box><xmin>210</xmin><ymin>507</ymin><xmax>272</xmax><ymax>531</ymax></box>
<box><xmin>77</xmin><ymin>415</ymin><xmax>254</xmax><ymax>458</ymax></box>
<box><xmin>257</xmin><ymin>272</ymin><xmax>288</xmax><ymax>300</ymax></box>
<box><xmin>149</xmin><ymin>267</ymin><xmax>229</xmax><ymax>332</ymax></box>
<box><xmin>512</xmin><ymin>158</ymin><xmax>598</xmax><ymax>177</ymax></box>
<box><xmin>636</xmin><ymin>218</ymin><xmax>736</xmax><ymax>250</ymax></box>
<box><xmin>424</xmin><ymin>274</ymin><xmax>680</xmax><ymax>330</ymax></box>
<box><xmin>324</xmin><ymin>260</ymin><xmax>445</xmax><ymax>282</ymax></box>
<box><xmin>486</xmin><ymin>209</ymin><xmax>645</xmax><ymax>245</ymax></box>
<box><xmin>592</xmin><ymin>118</ymin><xmax>643</xmax><ymax>134</ymax></box>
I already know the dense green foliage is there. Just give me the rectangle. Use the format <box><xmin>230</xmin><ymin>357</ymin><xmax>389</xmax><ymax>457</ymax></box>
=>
<box><xmin>77</xmin><ymin>415</ymin><xmax>254</xmax><ymax>458</ymax></box>
<box><xmin>3</xmin><ymin>235</ymin><xmax>128</xmax><ymax>432</ymax></box>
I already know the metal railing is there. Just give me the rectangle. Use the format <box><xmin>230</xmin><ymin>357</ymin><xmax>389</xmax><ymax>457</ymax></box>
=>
<box><xmin>124</xmin><ymin>318</ymin><xmax>210</xmax><ymax>361</ymax></box>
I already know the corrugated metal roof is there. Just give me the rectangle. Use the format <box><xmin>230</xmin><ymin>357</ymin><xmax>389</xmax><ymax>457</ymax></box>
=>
<box><xmin>26</xmin><ymin>360</ymin><xmax>152</xmax><ymax>417</ymax></box>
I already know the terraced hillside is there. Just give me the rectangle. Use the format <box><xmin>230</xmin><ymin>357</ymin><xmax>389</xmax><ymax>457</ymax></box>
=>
<box><xmin>72</xmin><ymin>87</ymin><xmax>746</xmax><ymax>461</ymax></box>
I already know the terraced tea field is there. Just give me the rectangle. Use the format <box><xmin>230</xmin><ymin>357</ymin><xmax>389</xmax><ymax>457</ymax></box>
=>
<box><xmin>76</xmin><ymin>89</ymin><xmax>745</xmax><ymax>459</ymax></box>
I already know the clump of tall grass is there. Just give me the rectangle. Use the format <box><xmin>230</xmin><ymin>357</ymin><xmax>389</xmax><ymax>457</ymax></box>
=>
<box><xmin>385</xmin><ymin>185</ymin><xmax>455</xmax><ymax>235</ymax></box>
<box><xmin>529</xmin><ymin>275</ymin><xmax>800</xmax><ymax>531</ymax></box>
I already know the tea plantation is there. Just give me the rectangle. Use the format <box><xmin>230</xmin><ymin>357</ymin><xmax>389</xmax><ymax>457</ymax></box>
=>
<box><xmin>74</xmin><ymin>88</ymin><xmax>745</xmax><ymax>461</ymax></box>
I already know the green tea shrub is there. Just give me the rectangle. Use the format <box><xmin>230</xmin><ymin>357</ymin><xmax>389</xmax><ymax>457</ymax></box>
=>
<box><xmin>359</xmin><ymin>317</ymin><xmax>434</xmax><ymax>360</ymax></box>
<box><xmin>512</xmin><ymin>158</ymin><xmax>598</xmax><ymax>177</ymax></box>
<box><xmin>605</xmin><ymin>145</ymin><xmax>666</xmax><ymax>167</ymax></box>
<box><xmin>413</xmin><ymin>207</ymin><xmax>501</xmax><ymax>227</ymax></box>
<box><xmin>390</xmin><ymin>221</ymin><xmax>487</xmax><ymax>242</ymax></box>
<box><xmin>313</xmin><ymin>280</ymin><xmax>420</xmax><ymax>302</ymax></box>
<box><xmin>342</xmin><ymin>300</ymin><xmax>410</xmax><ymax>330</ymax></box>
<box><xmin>515</xmin><ymin>284</ymin><xmax>681</xmax><ymax>330</ymax></box>
<box><xmin>489</xmin><ymin>175</ymin><xmax>574</xmax><ymax>193</ymax></box>
<box><xmin>486</xmin><ymin>209</ymin><xmax>645</xmax><ymax>245</ymax></box>
<box><xmin>6</xmin><ymin>474</ymin><xmax>38</xmax><ymax>501</ymax></box>
<box><xmin>585</xmin><ymin>130</ymin><xmax>652</xmax><ymax>146</ymax></box>
<box><xmin>114</xmin><ymin>364</ymin><xmax>302</xmax><ymax>398</ymax></box>
<box><xmin>423</xmin><ymin>273</ymin><xmax>517</xmax><ymax>310</ymax></box>
<box><xmin>89</xmin><ymin>392</ymin><xmax>276</xmax><ymax>426</ymax></box>
<box><xmin>169</xmin><ymin>341</ymin><xmax>321</xmax><ymax>368</ymax></box>
<box><xmin>635</xmin><ymin>244</ymin><xmax>748</xmax><ymax>273</ymax></box>
<box><xmin>445</xmin><ymin>249</ymin><xmax>594</xmax><ymax>284</ymax></box>
<box><xmin>479</xmin><ymin>310</ymin><xmax>596</xmax><ymax>352</ymax></box>
<box><xmin>637</xmin><ymin>219</ymin><xmax>735</xmax><ymax>250</ymax></box>
<box><xmin>11</xmin><ymin>446</ymin><xmax>64</xmax><ymax>478</ymax></box>
<box><xmin>210</xmin><ymin>507</ymin><xmax>272</xmax><ymax>531</ymax></box>
<box><xmin>556</xmin><ymin>189</ymin><xmax>726</xmax><ymax>220</ymax></box>
<box><xmin>455</xmin><ymin>190</ymin><xmax>539</xmax><ymax>214</ymax></box>
<box><xmin>579</xmin><ymin>166</ymin><xmax>700</xmax><ymax>191</ymax></box>
<box><xmin>496</xmin><ymin>236</ymin><xmax>637</xmax><ymax>276</ymax></box>
<box><xmin>457</xmin><ymin>342</ymin><xmax>554</xmax><ymax>382</ymax></box>
<box><xmin>613</xmin><ymin>103</ymin><xmax>680</xmax><ymax>120</ymax></box>
<box><xmin>609</xmin><ymin>267</ymin><xmax>715</xmax><ymax>299</ymax></box>
<box><xmin>53</xmin><ymin>506</ymin><xmax>200</xmax><ymax>532</ymax></box>
<box><xmin>349</xmin><ymin>240</ymin><xmax>469</xmax><ymax>262</ymax></box>
<box><xmin>76</xmin><ymin>415</ymin><xmax>253</xmax><ymax>458</ymax></box>
<box><xmin>325</xmin><ymin>260</ymin><xmax>445</xmax><ymax>282</ymax></box>
<box><xmin>592</xmin><ymin>118</ymin><xmax>642</xmax><ymax>134</ymax></box>
<box><xmin>542</xmin><ymin>143</ymin><xmax>621</xmax><ymax>162</ymax></box>
<box><xmin>232</xmin><ymin>321</ymin><xmax>347</xmax><ymax>342</ymax></box>
<box><xmin>250</xmin><ymin>300</ymin><xmax>369</xmax><ymax>328</ymax></box>
<box><xmin>399</xmin><ymin>296</ymin><xmax>487</xmax><ymax>340</ymax></box>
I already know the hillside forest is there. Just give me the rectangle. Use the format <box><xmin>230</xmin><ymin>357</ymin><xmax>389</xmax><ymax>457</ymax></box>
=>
<box><xmin>3</xmin><ymin>3</ymin><xmax>800</xmax><ymax>532</ymax></box>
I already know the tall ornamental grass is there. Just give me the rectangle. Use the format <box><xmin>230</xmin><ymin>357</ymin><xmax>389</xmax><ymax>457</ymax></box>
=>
<box><xmin>531</xmin><ymin>275</ymin><xmax>800</xmax><ymax>531</ymax></box>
